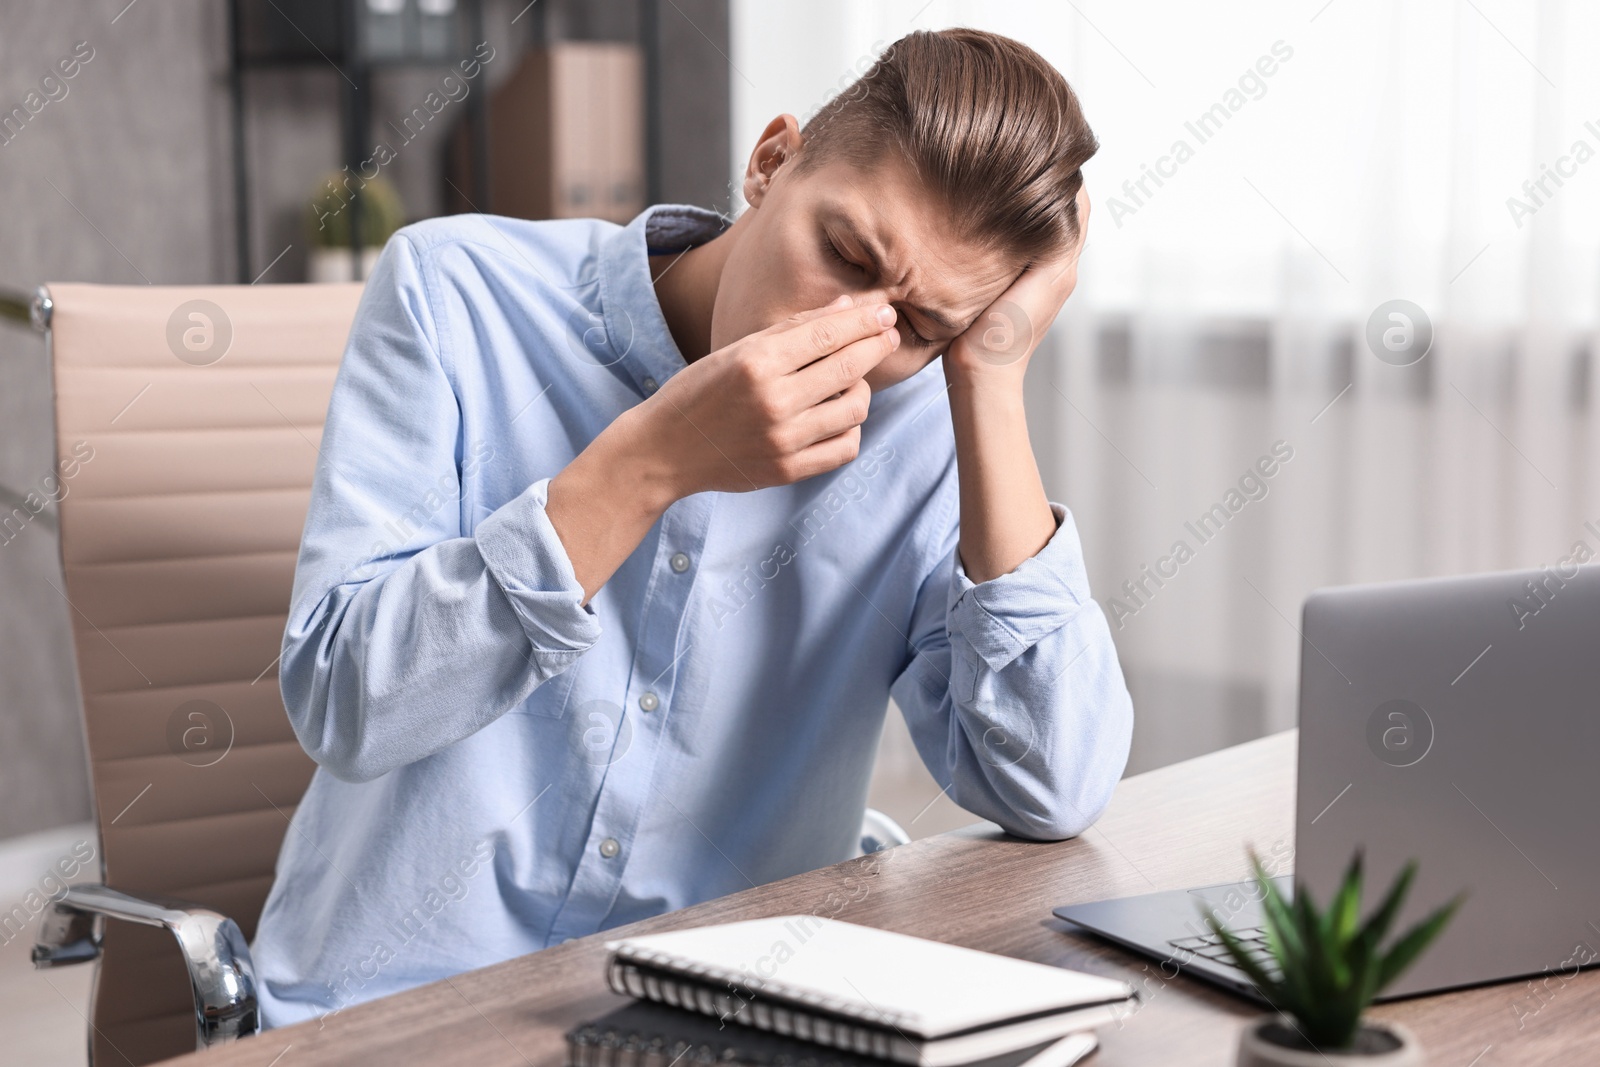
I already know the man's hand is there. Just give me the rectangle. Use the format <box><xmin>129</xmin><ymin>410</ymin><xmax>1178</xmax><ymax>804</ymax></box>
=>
<box><xmin>546</xmin><ymin>296</ymin><xmax>900</xmax><ymax>602</ymax></box>
<box><xmin>636</xmin><ymin>296</ymin><xmax>901</xmax><ymax>497</ymax></box>
<box><xmin>944</xmin><ymin>184</ymin><xmax>1091</xmax><ymax>384</ymax></box>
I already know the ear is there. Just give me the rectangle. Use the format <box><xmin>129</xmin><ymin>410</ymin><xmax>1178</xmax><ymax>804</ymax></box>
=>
<box><xmin>741</xmin><ymin>114</ymin><xmax>804</xmax><ymax>209</ymax></box>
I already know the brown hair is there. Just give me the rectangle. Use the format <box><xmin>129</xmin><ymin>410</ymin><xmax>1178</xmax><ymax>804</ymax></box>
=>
<box><xmin>793</xmin><ymin>28</ymin><xmax>1097</xmax><ymax>267</ymax></box>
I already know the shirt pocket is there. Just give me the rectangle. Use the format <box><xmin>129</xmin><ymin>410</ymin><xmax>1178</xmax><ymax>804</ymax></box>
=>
<box><xmin>511</xmin><ymin>656</ymin><xmax>581</xmax><ymax>719</ymax></box>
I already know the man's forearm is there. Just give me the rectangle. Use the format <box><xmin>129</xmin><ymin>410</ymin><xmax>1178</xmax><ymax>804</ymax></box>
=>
<box><xmin>545</xmin><ymin>409</ymin><xmax>679</xmax><ymax>604</ymax></box>
<box><xmin>894</xmin><ymin>366</ymin><xmax>1133</xmax><ymax>837</ymax></box>
<box><xmin>940</xmin><ymin>185</ymin><xmax>1089</xmax><ymax>585</ymax></box>
<box><xmin>947</xmin><ymin>370</ymin><xmax>1057</xmax><ymax>585</ymax></box>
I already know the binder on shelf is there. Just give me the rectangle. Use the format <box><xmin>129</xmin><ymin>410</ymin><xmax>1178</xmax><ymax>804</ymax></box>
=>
<box><xmin>446</xmin><ymin>42</ymin><xmax>644</xmax><ymax>223</ymax></box>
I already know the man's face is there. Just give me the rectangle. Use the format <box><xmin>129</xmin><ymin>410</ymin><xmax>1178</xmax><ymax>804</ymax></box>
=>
<box><xmin>713</xmin><ymin>149</ymin><xmax>1024</xmax><ymax>391</ymax></box>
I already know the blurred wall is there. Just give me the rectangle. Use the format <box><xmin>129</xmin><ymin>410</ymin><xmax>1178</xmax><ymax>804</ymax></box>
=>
<box><xmin>732</xmin><ymin>0</ymin><xmax>1600</xmax><ymax>786</ymax></box>
<box><xmin>0</xmin><ymin>0</ymin><xmax>233</xmax><ymax>842</ymax></box>
<box><xmin>0</xmin><ymin>0</ymin><xmax>732</xmax><ymax>841</ymax></box>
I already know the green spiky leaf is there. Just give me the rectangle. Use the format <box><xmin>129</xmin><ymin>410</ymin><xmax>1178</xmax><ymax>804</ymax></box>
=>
<box><xmin>1203</xmin><ymin>910</ymin><xmax>1284</xmax><ymax>1001</ymax></box>
<box><xmin>1357</xmin><ymin>859</ymin><xmax>1416</xmax><ymax>949</ymax></box>
<box><xmin>1376</xmin><ymin>894</ymin><xmax>1465</xmax><ymax>991</ymax></box>
<box><xmin>1199</xmin><ymin>851</ymin><xmax>1462</xmax><ymax>1052</ymax></box>
<box><xmin>1328</xmin><ymin>851</ymin><xmax>1364</xmax><ymax>947</ymax></box>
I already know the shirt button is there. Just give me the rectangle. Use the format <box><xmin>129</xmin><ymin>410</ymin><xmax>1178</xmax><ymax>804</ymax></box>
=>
<box><xmin>642</xmin><ymin>376</ymin><xmax>659</xmax><ymax>393</ymax></box>
<box><xmin>599</xmin><ymin>837</ymin><xmax>621</xmax><ymax>859</ymax></box>
<box><xmin>669</xmin><ymin>552</ymin><xmax>691</xmax><ymax>573</ymax></box>
<box><xmin>638</xmin><ymin>691</ymin><xmax>660</xmax><ymax>712</ymax></box>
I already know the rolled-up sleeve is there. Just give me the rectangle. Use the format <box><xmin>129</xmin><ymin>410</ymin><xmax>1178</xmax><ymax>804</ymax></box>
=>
<box><xmin>280</xmin><ymin>232</ymin><xmax>601</xmax><ymax>784</ymax></box>
<box><xmin>890</xmin><ymin>502</ymin><xmax>1134</xmax><ymax>840</ymax></box>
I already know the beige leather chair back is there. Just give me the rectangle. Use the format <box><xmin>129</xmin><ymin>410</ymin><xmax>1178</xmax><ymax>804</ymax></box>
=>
<box><xmin>47</xmin><ymin>282</ymin><xmax>363</xmax><ymax>1065</ymax></box>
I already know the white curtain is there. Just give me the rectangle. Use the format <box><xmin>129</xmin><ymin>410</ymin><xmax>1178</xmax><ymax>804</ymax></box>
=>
<box><xmin>731</xmin><ymin>0</ymin><xmax>1600</xmax><ymax>775</ymax></box>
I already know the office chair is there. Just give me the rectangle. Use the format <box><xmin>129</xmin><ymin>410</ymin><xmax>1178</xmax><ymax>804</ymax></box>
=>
<box><xmin>27</xmin><ymin>281</ymin><xmax>361</xmax><ymax>1065</ymax></box>
<box><xmin>26</xmin><ymin>282</ymin><xmax>911</xmax><ymax>1064</ymax></box>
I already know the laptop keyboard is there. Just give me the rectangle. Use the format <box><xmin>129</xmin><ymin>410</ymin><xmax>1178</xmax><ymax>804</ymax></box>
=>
<box><xmin>1167</xmin><ymin>925</ymin><xmax>1275</xmax><ymax>965</ymax></box>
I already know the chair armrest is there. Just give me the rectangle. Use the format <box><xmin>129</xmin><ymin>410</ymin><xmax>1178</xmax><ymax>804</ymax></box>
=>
<box><xmin>33</xmin><ymin>883</ymin><xmax>261</xmax><ymax>1049</ymax></box>
<box><xmin>858</xmin><ymin>807</ymin><xmax>911</xmax><ymax>856</ymax></box>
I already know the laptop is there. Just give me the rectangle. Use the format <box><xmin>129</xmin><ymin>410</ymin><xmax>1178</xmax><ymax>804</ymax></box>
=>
<box><xmin>1055</xmin><ymin>563</ymin><xmax>1600</xmax><ymax>1000</ymax></box>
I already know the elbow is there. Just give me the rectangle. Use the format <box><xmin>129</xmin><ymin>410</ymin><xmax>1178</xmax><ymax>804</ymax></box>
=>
<box><xmin>988</xmin><ymin>693</ymin><xmax>1133</xmax><ymax>842</ymax></box>
<box><xmin>950</xmin><ymin>754</ymin><xmax>1118</xmax><ymax>841</ymax></box>
<box><xmin>995</xmin><ymin>780</ymin><xmax>1117</xmax><ymax>842</ymax></box>
<box><xmin>281</xmin><ymin>698</ymin><xmax>376</xmax><ymax>784</ymax></box>
<box><xmin>282</xmin><ymin>681</ymin><xmax>390</xmax><ymax>784</ymax></box>
<box><xmin>301</xmin><ymin>739</ymin><xmax>388</xmax><ymax>785</ymax></box>
<box><xmin>279</xmin><ymin>639</ymin><xmax>390</xmax><ymax>785</ymax></box>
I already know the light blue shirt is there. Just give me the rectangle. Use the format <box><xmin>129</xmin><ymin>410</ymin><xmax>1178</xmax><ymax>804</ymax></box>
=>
<box><xmin>252</xmin><ymin>204</ymin><xmax>1134</xmax><ymax>1027</ymax></box>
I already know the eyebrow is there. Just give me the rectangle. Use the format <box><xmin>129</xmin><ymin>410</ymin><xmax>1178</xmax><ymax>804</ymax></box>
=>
<box><xmin>832</xmin><ymin>216</ymin><xmax>965</xmax><ymax>335</ymax></box>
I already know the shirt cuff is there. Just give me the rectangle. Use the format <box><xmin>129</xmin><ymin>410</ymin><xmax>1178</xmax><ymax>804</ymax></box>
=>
<box><xmin>947</xmin><ymin>502</ymin><xmax>1091</xmax><ymax>673</ymax></box>
<box><xmin>474</xmin><ymin>476</ymin><xmax>603</xmax><ymax>656</ymax></box>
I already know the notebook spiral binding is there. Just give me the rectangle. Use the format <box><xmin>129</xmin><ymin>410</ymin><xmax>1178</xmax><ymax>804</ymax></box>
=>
<box><xmin>607</xmin><ymin>949</ymin><xmax>919</xmax><ymax>1063</ymax></box>
<box><xmin>567</xmin><ymin>1016</ymin><xmax>878</xmax><ymax>1067</ymax></box>
<box><xmin>567</xmin><ymin>1019</ymin><xmax>734</xmax><ymax>1067</ymax></box>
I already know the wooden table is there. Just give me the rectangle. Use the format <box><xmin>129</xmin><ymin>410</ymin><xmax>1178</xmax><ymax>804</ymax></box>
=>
<box><xmin>165</xmin><ymin>730</ymin><xmax>1598</xmax><ymax>1065</ymax></box>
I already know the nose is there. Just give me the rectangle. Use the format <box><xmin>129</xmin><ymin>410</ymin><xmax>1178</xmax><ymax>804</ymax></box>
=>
<box><xmin>840</xmin><ymin>287</ymin><xmax>904</xmax><ymax>326</ymax></box>
<box><xmin>854</xmin><ymin>286</ymin><xmax>896</xmax><ymax>305</ymax></box>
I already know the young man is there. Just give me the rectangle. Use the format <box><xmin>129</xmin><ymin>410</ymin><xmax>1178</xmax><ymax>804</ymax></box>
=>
<box><xmin>253</xmin><ymin>27</ymin><xmax>1132</xmax><ymax>1025</ymax></box>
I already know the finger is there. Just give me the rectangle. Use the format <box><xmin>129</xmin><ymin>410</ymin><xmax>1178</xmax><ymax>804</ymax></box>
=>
<box><xmin>1049</xmin><ymin>186</ymin><xmax>1092</xmax><ymax>286</ymax></box>
<box><xmin>992</xmin><ymin>260</ymin><xmax>1062</xmax><ymax>312</ymax></box>
<box><xmin>755</xmin><ymin>294</ymin><xmax>853</xmax><ymax>338</ymax></box>
<box><xmin>776</xmin><ymin>301</ymin><xmax>897</xmax><ymax>372</ymax></box>
<box><xmin>788</xmin><ymin>378</ymin><xmax>872</xmax><ymax>449</ymax></box>
<box><xmin>1044</xmin><ymin>238</ymin><xmax>1085</xmax><ymax>291</ymax></box>
<box><xmin>809</xmin><ymin>293</ymin><xmax>855</xmax><ymax>316</ymax></box>
<box><xmin>787</xmin><ymin>425</ymin><xmax>863</xmax><ymax>482</ymax></box>
<box><xmin>787</xmin><ymin>325</ymin><xmax>899</xmax><ymax>404</ymax></box>
<box><xmin>1066</xmin><ymin>182</ymin><xmax>1090</xmax><ymax>244</ymax></box>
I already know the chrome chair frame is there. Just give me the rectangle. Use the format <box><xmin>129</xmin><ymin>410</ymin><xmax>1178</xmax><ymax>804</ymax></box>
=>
<box><xmin>858</xmin><ymin>808</ymin><xmax>912</xmax><ymax>856</ymax></box>
<box><xmin>33</xmin><ymin>884</ymin><xmax>260</xmax><ymax>1047</ymax></box>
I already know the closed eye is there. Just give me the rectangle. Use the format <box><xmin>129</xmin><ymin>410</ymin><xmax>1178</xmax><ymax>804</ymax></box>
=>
<box><xmin>821</xmin><ymin>235</ymin><xmax>858</xmax><ymax>273</ymax></box>
<box><xmin>820</xmin><ymin>236</ymin><xmax>935</xmax><ymax>347</ymax></box>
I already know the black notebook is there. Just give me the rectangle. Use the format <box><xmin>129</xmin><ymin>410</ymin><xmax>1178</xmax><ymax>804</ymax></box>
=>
<box><xmin>566</xmin><ymin>1002</ymin><xmax>1097</xmax><ymax>1067</ymax></box>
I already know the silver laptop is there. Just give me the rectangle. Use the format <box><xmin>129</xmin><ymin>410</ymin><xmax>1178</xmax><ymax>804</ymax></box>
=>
<box><xmin>1056</xmin><ymin>563</ymin><xmax>1600</xmax><ymax>1000</ymax></box>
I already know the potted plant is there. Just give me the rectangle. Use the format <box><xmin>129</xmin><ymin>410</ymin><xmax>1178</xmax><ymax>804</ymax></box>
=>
<box><xmin>1203</xmin><ymin>851</ymin><xmax>1462</xmax><ymax>1066</ymax></box>
<box><xmin>306</xmin><ymin>173</ymin><xmax>407</xmax><ymax>283</ymax></box>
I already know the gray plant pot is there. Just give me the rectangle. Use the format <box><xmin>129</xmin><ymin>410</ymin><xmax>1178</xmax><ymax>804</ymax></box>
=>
<box><xmin>307</xmin><ymin>246</ymin><xmax>383</xmax><ymax>284</ymax></box>
<box><xmin>1237</xmin><ymin>1015</ymin><xmax>1423</xmax><ymax>1067</ymax></box>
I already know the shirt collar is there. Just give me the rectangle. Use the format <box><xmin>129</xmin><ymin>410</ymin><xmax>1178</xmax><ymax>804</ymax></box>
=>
<box><xmin>597</xmin><ymin>203</ymin><xmax>732</xmax><ymax>397</ymax></box>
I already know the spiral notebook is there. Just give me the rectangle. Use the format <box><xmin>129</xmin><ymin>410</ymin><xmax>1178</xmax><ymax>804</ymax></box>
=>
<box><xmin>602</xmin><ymin>917</ymin><xmax>1136</xmax><ymax>1067</ymax></box>
<box><xmin>566</xmin><ymin>1001</ymin><xmax>1099</xmax><ymax>1067</ymax></box>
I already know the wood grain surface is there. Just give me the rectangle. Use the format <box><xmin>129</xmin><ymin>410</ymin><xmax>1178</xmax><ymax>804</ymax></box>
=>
<box><xmin>157</xmin><ymin>730</ymin><xmax>1597</xmax><ymax>1065</ymax></box>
